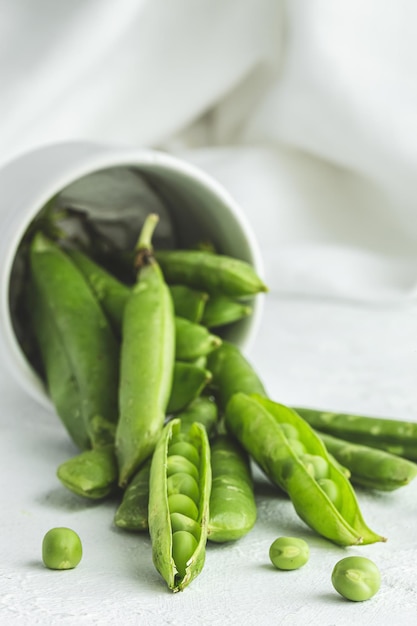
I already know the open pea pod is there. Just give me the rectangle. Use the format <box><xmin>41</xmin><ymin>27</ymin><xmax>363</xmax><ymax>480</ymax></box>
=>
<box><xmin>225</xmin><ymin>393</ymin><xmax>386</xmax><ymax>546</ymax></box>
<box><xmin>148</xmin><ymin>418</ymin><xmax>211</xmax><ymax>592</ymax></box>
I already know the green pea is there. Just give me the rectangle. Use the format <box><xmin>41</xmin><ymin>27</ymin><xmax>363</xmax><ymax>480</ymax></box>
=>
<box><xmin>168</xmin><ymin>441</ymin><xmax>200</xmax><ymax>468</ymax></box>
<box><xmin>166</xmin><ymin>455</ymin><xmax>199</xmax><ymax>482</ymax></box>
<box><xmin>42</xmin><ymin>527</ymin><xmax>82</xmax><ymax>570</ymax></box>
<box><xmin>172</xmin><ymin>531</ymin><xmax>198</xmax><ymax>578</ymax></box>
<box><xmin>331</xmin><ymin>556</ymin><xmax>381</xmax><ymax>601</ymax></box>
<box><xmin>279</xmin><ymin>423</ymin><xmax>300</xmax><ymax>440</ymax></box>
<box><xmin>167</xmin><ymin>473</ymin><xmax>200</xmax><ymax>504</ymax></box>
<box><xmin>317</xmin><ymin>478</ymin><xmax>340</xmax><ymax>506</ymax></box>
<box><xmin>288</xmin><ymin>440</ymin><xmax>307</xmax><ymax>456</ymax></box>
<box><xmin>168</xmin><ymin>493</ymin><xmax>199</xmax><ymax>520</ymax></box>
<box><xmin>170</xmin><ymin>513</ymin><xmax>201</xmax><ymax>540</ymax></box>
<box><xmin>300</xmin><ymin>454</ymin><xmax>329</xmax><ymax>479</ymax></box>
<box><xmin>269</xmin><ymin>537</ymin><xmax>309</xmax><ymax>571</ymax></box>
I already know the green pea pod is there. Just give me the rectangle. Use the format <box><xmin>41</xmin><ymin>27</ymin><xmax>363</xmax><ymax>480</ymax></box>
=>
<box><xmin>116</xmin><ymin>214</ymin><xmax>175</xmax><ymax>487</ymax></box>
<box><xmin>318</xmin><ymin>432</ymin><xmax>417</xmax><ymax>491</ymax></box>
<box><xmin>225</xmin><ymin>393</ymin><xmax>386</xmax><ymax>546</ymax></box>
<box><xmin>114</xmin><ymin>459</ymin><xmax>151</xmax><ymax>531</ymax></box>
<box><xmin>167</xmin><ymin>362</ymin><xmax>212</xmax><ymax>414</ymax></box>
<box><xmin>28</xmin><ymin>283</ymin><xmax>90</xmax><ymax>450</ymax></box>
<box><xmin>206</xmin><ymin>340</ymin><xmax>267</xmax><ymax>410</ymax></box>
<box><xmin>70</xmin><ymin>251</ymin><xmax>209</xmax><ymax>332</ymax></box>
<box><xmin>201</xmin><ymin>295</ymin><xmax>252</xmax><ymax>329</ymax></box>
<box><xmin>294</xmin><ymin>406</ymin><xmax>417</xmax><ymax>462</ymax></box>
<box><xmin>175</xmin><ymin>317</ymin><xmax>222</xmax><ymax>360</ymax></box>
<box><xmin>148</xmin><ymin>418</ymin><xmax>211</xmax><ymax>592</ymax></box>
<box><xmin>156</xmin><ymin>249</ymin><xmax>268</xmax><ymax>297</ymax></box>
<box><xmin>169</xmin><ymin>285</ymin><xmax>208</xmax><ymax>323</ymax></box>
<box><xmin>67</xmin><ymin>247</ymin><xmax>130</xmax><ymax>334</ymax></box>
<box><xmin>208</xmin><ymin>434</ymin><xmax>257</xmax><ymax>542</ymax></box>
<box><xmin>176</xmin><ymin>396</ymin><xmax>219</xmax><ymax>438</ymax></box>
<box><xmin>29</xmin><ymin>233</ymin><xmax>119</xmax><ymax>448</ymax></box>
<box><xmin>57</xmin><ymin>445</ymin><xmax>118</xmax><ymax>499</ymax></box>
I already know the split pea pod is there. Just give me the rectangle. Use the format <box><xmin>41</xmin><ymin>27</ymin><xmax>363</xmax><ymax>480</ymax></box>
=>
<box><xmin>294</xmin><ymin>406</ymin><xmax>417</xmax><ymax>462</ymax></box>
<box><xmin>156</xmin><ymin>249</ymin><xmax>268</xmax><ymax>297</ymax></box>
<box><xmin>29</xmin><ymin>232</ymin><xmax>119</xmax><ymax>448</ymax></box>
<box><xmin>317</xmin><ymin>432</ymin><xmax>417</xmax><ymax>491</ymax></box>
<box><xmin>167</xmin><ymin>362</ymin><xmax>212</xmax><ymax>414</ymax></box>
<box><xmin>225</xmin><ymin>393</ymin><xmax>386</xmax><ymax>546</ymax></box>
<box><xmin>206</xmin><ymin>340</ymin><xmax>267</xmax><ymax>410</ymax></box>
<box><xmin>201</xmin><ymin>295</ymin><xmax>252</xmax><ymax>329</ymax></box>
<box><xmin>148</xmin><ymin>418</ymin><xmax>211</xmax><ymax>592</ymax></box>
<box><xmin>208</xmin><ymin>434</ymin><xmax>257</xmax><ymax>542</ymax></box>
<box><xmin>28</xmin><ymin>283</ymin><xmax>90</xmax><ymax>450</ymax></box>
<box><xmin>115</xmin><ymin>214</ymin><xmax>175</xmax><ymax>487</ymax></box>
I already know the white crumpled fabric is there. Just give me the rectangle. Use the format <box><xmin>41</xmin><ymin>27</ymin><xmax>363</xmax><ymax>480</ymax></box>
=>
<box><xmin>2</xmin><ymin>0</ymin><xmax>417</xmax><ymax>304</ymax></box>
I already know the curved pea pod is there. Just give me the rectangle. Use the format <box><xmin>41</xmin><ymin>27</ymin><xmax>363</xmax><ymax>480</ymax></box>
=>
<box><xmin>169</xmin><ymin>285</ymin><xmax>208</xmax><ymax>323</ymax></box>
<box><xmin>208</xmin><ymin>435</ymin><xmax>256</xmax><ymax>542</ymax></box>
<box><xmin>29</xmin><ymin>233</ymin><xmax>119</xmax><ymax>448</ymax></box>
<box><xmin>116</xmin><ymin>215</ymin><xmax>175</xmax><ymax>487</ymax></box>
<box><xmin>225</xmin><ymin>393</ymin><xmax>386</xmax><ymax>546</ymax></box>
<box><xmin>114</xmin><ymin>459</ymin><xmax>151</xmax><ymax>531</ymax></box>
<box><xmin>67</xmin><ymin>247</ymin><xmax>130</xmax><ymax>334</ymax></box>
<box><xmin>148</xmin><ymin>418</ymin><xmax>211</xmax><ymax>592</ymax></box>
<box><xmin>293</xmin><ymin>406</ymin><xmax>417</xmax><ymax>462</ymax></box>
<box><xmin>167</xmin><ymin>362</ymin><xmax>212</xmax><ymax>414</ymax></box>
<box><xmin>28</xmin><ymin>283</ymin><xmax>90</xmax><ymax>450</ymax></box>
<box><xmin>206</xmin><ymin>340</ymin><xmax>267</xmax><ymax>410</ymax></box>
<box><xmin>201</xmin><ymin>295</ymin><xmax>252</xmax><ymax>329</ymax></box>
<box><xmin>175</xmin><ymin>316</ymin><xmax>222</xmax><ymax>361</ymax></box>
<box><xmin>176</xmin><ymin>396</ymin><xmax>219</xmax><ymax>438</ymax></box>
<box><xmin>156</xmin><ymin>249</ymin><xmax>268</xmax><ymax>297</ymax></box>
<box><xmin>318</xmin><ymin>432</ymin><xmax>417</xmax><ymax>491</ymax></box>
<box><xmin>57</xmin><ymin>445</ymin><xmax>118</xmax><ymax>499</ymax></box>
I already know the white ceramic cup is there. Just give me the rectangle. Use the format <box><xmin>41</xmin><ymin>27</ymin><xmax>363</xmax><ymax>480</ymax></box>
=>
<box><xmin>0</xmin><ymin>141</ymin><xmax>264</xmax><ymax>408</ymax></box>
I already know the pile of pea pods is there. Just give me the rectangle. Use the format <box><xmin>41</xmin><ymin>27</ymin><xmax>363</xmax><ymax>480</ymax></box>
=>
<box><xmin>24</xmin><ymin>211</ymin><xmax>417</xmax><ymax>593</ymax></box>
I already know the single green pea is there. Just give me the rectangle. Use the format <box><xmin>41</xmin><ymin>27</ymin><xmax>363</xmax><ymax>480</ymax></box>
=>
<box><xmin>168</xmin><ymin>493</ymin><xmax>199</xmax><ymax>520</ymax></box>
<box><xmin>331</xmin><ymin>556</ymin><xmax>381</xmax><ymax>601</ymax></box>
<box><xmin>42</xmin><ymin>527</ymin><xmax>82</xmax><ymax>570</ymax></box>
<box><xmin>166</xmin><ymin>455</ymin><xmax>199</xmax><ymax>482</ymax></box>
<box><xmin>317</xmin><ymin>478</ymin><xmax>340</xmax><ymax>506</ymax></box>
<box><xmin>170</xmin><ymin>512</ymin><xmax>201</xmax><ymax>540</ymax></box>
<box><xmin>269</xmin><ymin>537</ymin><xmax>309</xmax><ymax>571</ymax></box>
<box><xmin>168</xmin><ymin>441</ymin><xmax>200</xmax><ymax>468</ymax></box>
<box><xmin>288</xmin><ymin>440</ymin><xmax>306</xmax><ymax>456</ymax></box>
<box><xmin>172</xmin><ymin>531</ymin><xmax>198</xmax><ymax>578</ymax></box>
<box><xmin>167</xmin><ymin>472</ymin><xmax>200</xmax><ymax>504</ymax></box>
<box><xmin>300</xmin><ymin>454</ymin><xmax>329</xmax><ymax>480</ymax></box>
<box><xmin>279</xmin><ymin>423</ymin><xmax>300</xmax><ymax>440</ymax></box>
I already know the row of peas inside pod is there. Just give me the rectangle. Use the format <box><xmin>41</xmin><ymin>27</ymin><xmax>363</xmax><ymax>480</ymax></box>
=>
<box><xmin>20</xmin><ymin>207</ymin><xmax>417</xmax><ymax>593</ymax></box>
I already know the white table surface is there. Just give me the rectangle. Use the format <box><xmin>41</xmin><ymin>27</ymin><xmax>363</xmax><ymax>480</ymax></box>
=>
<box><xmin>1</xmin><ymin>292</ymin><xmax>417</xmax><ymax>625</ymax></box>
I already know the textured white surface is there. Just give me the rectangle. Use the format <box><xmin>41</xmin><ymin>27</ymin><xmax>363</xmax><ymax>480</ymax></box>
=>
<box><xmin>2</xmin><ymin>293</ymin><xmax>417</xmax><ymax>626</ymax></box>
